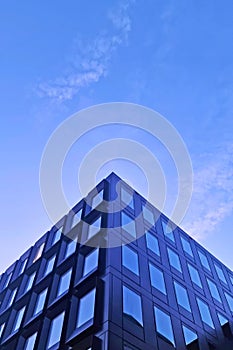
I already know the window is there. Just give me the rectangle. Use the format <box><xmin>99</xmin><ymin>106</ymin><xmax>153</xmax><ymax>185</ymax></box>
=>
<box><xmin>0</xmin><ymin>323</ymin><xmax>5</xmax><ymax>338</ymax></box>
<box><xmin>19</xmin><ymin>259</ymin><xmax>28</xmax><ymax>275</ymax></box>
<box><xmin>224</xmin><ymin>292</ymin><xmax>233</xmax><ymax>312</ymax></box>
<box><xmin>44</xmin><ymin>255</ymin><xmax>56</xmax><ymax>277</ymax></box>
<box><xmin>46</xmin><ymin>312</ymin><xmax>65</xmax><ymax>349</ymax></box>
<box><xmin>64</xmin><ymin>238</ymin><xmax>77</xmax><ymax>258</ymax></box>
<box><xmin>188</xmin><ymin>264</ymin><xmax>202</xmax><ymax>288</ymax></box>
<box><xmin>207</xmin><ymin>278</ymin><xmax>221</xmax><ymax>303</ymax></box>
<box><xmin>149</xmin><ymin>263</ymin><xmax>166</xmax><ymax>294</ymax></box>
<box><xmin>181</xmin><ymin>236</ymin><xmax>193</xmax><ymax>257</ymax></box>
<box><xmin>167</xmin><ymin>248</ymin><xmax>182</xmax><ymax>273</ymax></box>
<box><xmin>217</xmin><ymin>313</ymin><xmax>231</xmax><ymax>338</ymax></box>
<box><xmin>142</xmin><ymin>206</ymin><xmax>154</xmax><ymax>225</ymax></box>
<box><xmin>174</xmin><ymin>282</ymin><xmax>191</xmax><ymax>312</ymax></box>
<box><xmin>122</xmin><ymin>246</ymin><xmax>139</xmax><ymax>275</ymax></box>
<box><xmin>218</xmin><ymin>313</ymin><xmax>228</xmax><ymax>326</ymax></box>
<box><xmin>121</xmin><ymin>188</ymin><xmax>134</xmax><ymax>209</ymax></box>
<box><xmin>88</xmin><ymin>217</ymin><xmax>101</xmax><ymax>239</ymax></box>
<box><xmin>12</xmin><ymin>306</ymin><xmax>26</xmax><ymax>332</ymax></box>
<box><xmin>92</xmin><ymin>190</ymin><xmax>104</xmax><ymax>209</ymax></box>
<box><xmin>121</xmin><ymin>213</ymin><xmax>136</xmax><ymax>238</ymax></box>
<box><xmin>196</xmin><ymin>298</ymin><xmax>214</xmax><ymax>328</ymax></box>
<box><xmin>83</xmin><ymin>249</ymin><xmax>99</xmax><ymax>277</ymax></box>
<box><xmin>7</xmin><ymin>288</ymin><xmax>17</xmax><ymax>308</ymax></box>
<box><xmin>24</xmin><ymin>272</ymin><xmax>36</xmax><ymax>293</ymax></box>
<box><xmin>123</xmin><ymin>286</ymin><xmax>143</xmax><ymax>326</ymax></box>
<box><xmin>214</xmin><ymin>263</ymin><xmax>227</xmax><ymax>284</ymax></box>
<box><xmin>24</xmin><ymin>332</ymin><xmax>37</xmax><ymax>350</ymax></box>
<box><xmin>162</xmin><ymin>219</ymin><xmax>175</xmax><ymax>242</ymax></box>
<box><xmin>77</xmin><ymin>288</ymin><xmax>96</xmax><ymax>328</ymax></box>
<box><xmin>198</xmin><ymin>250</ymin><xmax>210</xmax><ymax>271</ymax></box>
<box><xmin>71</xmin><ymin>210</ymin><xmax>82</xmax><ymax>228</ymax></box>
<box><xmin>182</xmin><ymin>325</ymin><xmax>198</xmax><ymax>346</ymax></box>
<box><xmin>146</xmin><ymin>232</ymin><xmax>160</xmax><ymax>256</ymax></box>
<box><xmin>33</xmin><ymin>288</ymin><xmax>47</xmax><ymax>316</ymax></box>
<box><xmin>3</xmin><ymin>272</ymin><xmax>12</xmax><ymax>289</ymax></box>
<box><xmin>154</xmin><ymin>306</ymin><xmax>175</xmax><ymax>347</ymax></box>
<box><xmin>52</xmin><ymin>229</ymin><xmax>62</xmax><ymax>245</ymax></box>
<box><xmin>33</xmin><ymin>243</ymin><xmax>45</xmax><ymax>263</ymax></box>
<box><xmin>57</xmin><ymin>269</ymin><xmax>72</xmax><ymax>297</ymax></box>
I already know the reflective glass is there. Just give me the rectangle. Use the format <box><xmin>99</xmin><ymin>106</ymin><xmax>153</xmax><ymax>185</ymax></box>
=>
<box><xmin>154</xmin><ymin>307</ymin><xmax>175</xmax><ymax>346</ymax></box>
<box><xmin>71</xmin><ymin>210</ymin><xmax>82</xmax><ymax>228</ymax></box>
<box><xmin>146</xmin><ymin>232</ymin><xmax>160</xmax><ymax>256</ymax></box>
<box><xmin>65</xmin><ymin>238</ymin><xmax>77</xmax><ymax>258</ymax></box>
<box><xmin>77</xmin><ymin>289</ymin><xmax>96</xmax><ymax>328</ymax></box>
<box><xmin>0</xmin><ymin>323</ymin><xmax>5</xmax><ymax>338</ymax></box>
<box><xmin>224</xmin><ymin>292</ymin><xmax>233</xmax><ymax>312</ymax></box>
<box><xmin>122</xmin><ymin>246</ymin><xmax>139</xmax><ymax>275</ymax></box>
<box><xmin>57</xmin><ymin>269</ymin><xmax>72</xmax><ymax>297</ymax></box>
<box><xmin>218</xmin><ymin>313</ymin><xmax>228</xmax><ymax>326</ymax></box>
<box><xmin>34</xmin><ymin>289</ymin><xmax>47</xmax><ymax>316</ymax></box>
<box><xmin>167</xmin><ymin>248</ymin><xmax>182</xmax><ymax>272</ymax></box>
<box><xmin>24</xmin><ymin>332</ymin><xmax>37</xmax><ymax>350</ymax></box>
<box><xmin>25</xmin><ymin>272</ymin><xmax>36</xmax><ymax>293</ymax></box>
<box><xmin>123</xmin><ymin>286</ymin><xmax>143</xmax><ymax>326</ymax></box>
<box><xmin>214</xmin><ymin>263</ymin><xmax>227</xmax><ymax>284</ymax></box>
<box><xmin>162</xmin><ymin>220</ymin><xmax>175</xmax><ymax>242</ymax></box>
<box><xmin>44</xmin><ymin>256</ymin><xmax>56</xmax><ymax>276</ymax></box>
<box><xmin>52</xmin><ymin>229</ymin><xmax>62</xmax><ymax>245</ymax></box>
<box><xmin>142</xmin><ymin>206</ymin><xmax>154</xmax><ymax>225</ymax></box>
<box><xmin>46</xmin><ymin>312</ymin><xmax>65</xmax><ymax>349</ymax></box>
<box><xmin>121</xmin><ymin>188</ymin><xmax>134</xmax><ymax>209</ymax></box>
<box><xmin>121</xmin><ymin>213</ymin><xmax>136</xmax><ymax>238</ymax></box>
<box><xmin>198</xmin><ymin>250</ymin><xmax>210</xmax><ymax>270</ymax></box>
<box><xmin>33</xmin><ymin>243</ymin><xmax>45</xmax><ymax>263</ymax></box>
<box><xmin>180</xmin><ymin>236</ymin><xmax>193</xmax><ymax>257</ymax></box>
<box><xmin>7</xmin><ymin>288</ymin><xmax>17</xmax><ymax>307</ymax></box>
<box><xmin>188</xmin><ymin>264</ymin><xmax>202</xmax><ymax>288</ymax></box>
<box><xmin>13</xmin><ymin>306</ymin><xmax>26</xmax><ymax>332</ymax></box>
<box><xmin>19</xmin><ymin>259</ymin><xmax>28</xmax><ymax>275</ymax></box>
<box><xmin>197</xmin><ymin>298</ymin><xmax>214</xmax><ymax>328</ymax></box>
<box><xmin>182</xmin><ymin>325</ymin><xmax>197</xmax><ymax>345</ymax></box>
<box><xmin>207</xmin><ymin>278</ymin><xmax>221</xmax><ymax>302</ymax></box>
<box><xmin>88</xmin><ymin>217</ymin><xmax>101</xmax><ymax>239</ymax></box>
<box><xmin>174</xmin><ymin>282</ymin><xmax>191</xmax><ymax>312</ymax></box>
<box><xmin>92</xmin><ymin>190</ymin><xmax>104</xmax><ymax>209</ymax></box>
<box><xmin>149</xmin><ymin>263</ymin><xmax>166</xmax><ymax>294</ymax></box>
<box><xmin>83</xmin><ymin>249</ymin><xmax>99</xmax><ymax>276</ymax></box>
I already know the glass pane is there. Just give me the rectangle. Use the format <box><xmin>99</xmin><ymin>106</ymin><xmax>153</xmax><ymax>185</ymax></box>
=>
<box><xmin>13</xmin><ymin>306</ymin><xmax>26</xmax><ymax>332</ymax></box>
<box><xmin>122</xmin><ymin>246</ymin><xmax>139</xmax><ymax>275</ymax></box>
<box><xmin>77</xmin><ymin>289</ymin><xmax>96</xmax><ymax>328</ymax></box>
<box><xmin>71</xmin><ymin>210</ymin><xmax>82</xmax><ymax>228</ymax></box>
<box><xmin>188</xmin><ymin>264</ymin><xmax>202</xmax><ymax>288</ymax></box>
<box><xmin>121</xmin><ymin>188</ymin><xmax>134</xmax><ymax>209</ymax></box>
<box><xmin>19</xmin><ymin>259</ymin><xmax>28</xmax><ymax>275</ymax></box>
<box><xmin>25</xmin><ymin>272</ymin><xmax>36</xmax><ymax>293</ymax></box>
<box><xmin>149</xmin><ymin>263</ymin><xmax>166</xmax><ymax>294</ymax></box>
<box><xmin>34</xmin><ymin>289</ymin><xmax>47</xmax><ymax>315</ymax></box>
<box><xmin>161</xmin><ymin>220</ymin><xmax>175</xmax><ymax>242</ymax></box>
<box><xmin>214</xmin><ymin>264</ymin><xmax>227</xmax><ymax>284</ymax></box>
<box><xmin>52</xmin><ymin>229</ymin><xmax>62</xmax><ymax>245</ymax></box>
<box><xmin>65</xmin><ymin>238</ymin><xmax>77</xmax><ymax>258</ymax></box>
<box><xmin>197</xmin><ymin>298</ymin><xmax>214</xmax><ymax>328</ymax></box>
<box><xmin>174</xmin><ymin>282</ymin><xmax>191</xmax><ymax>312</ymax></box>
<box><xmin>207</xmin><ymin>279</ymin><xmax>221</xmax><ymax>302</ymax></box>
<box><xmin>146</xmin><ymin>232</ymin><xmax>160</xmax><ymax>256</ymax></box>
<box><xmin>224</xmin><ymin>292</ymin><xmax>233</xmax><ymax>312</ymax></box>
<box><xmin>44</xmin><ymin>256</ymin><xmax>56</xmax><ymax>276</ymax></box>
<box><xmin>123</xmin><ymin>286</ymin><xmax>143</xmax><ymax>326</ymax></box>
<box><xmin>218</xmin><ymin>313</ymin><xmax>228</xmax><ymax>326</ymax></box>
<box><xmin>122</xmin><ymin>213</ymin><xmax>136</xmax><ymax>238</ymax></box>
<box><xmin>92</xmin><ymin>190</ymin><xmax>104</xmax><ymax>209</ymax></box>
<box><xmin>180</xmin><ymin>236</ymin><xmax>193</xmax><ymax>257</ymax></box>
<box><xmin>57</xmin><ymin>269</ymin><xmax>72</xmax><ymax>297</ymax></box>
<box><xmin>182</xmin><ymin>325</ymin><xmax>197</xmax><ymax>345</ymax></box>
<box><xmin>167</xmin><ymin>248</ymin><xmax>182</xmax><ymax>272</ymax></box>
<box><xmin>3</xmin><ymin>272</ymin><xmax>12</xmax><ymax>288</ymax></box>
<box><xmin>198</xmin><ymin>251</ymin><xmax>210</xmax><ymax>270</ymax></box>
<box><xmin>8</xmin><ymin>288</ymin><xmax>17</xmax><ymax>307</ymax></box>
<box><xmin>47</xmin><ymin>312</ymin><xmax>65</xmax><ymax>349</ymax></box>
<box><xmin>83</xmin><ymin>249</ymin><xmax>99</xmax><ymax>276</ymax></box>
<box><xmin>0</xmin><ymin>323</ymin><xmax>5</xmax><ymax>338</ymax></box>
<box><xmin>24</xmin><ymin>332</ymin><xmax>37</xmax><ymax>350</ymax></box>
<box><xmin>88</xmin><ymin>217</ymin><xmax>101</xmax><ymax>239</ymax></box>
<box><xmin>142</xmin><ymin>206</ymin><xmax>154</xmax><ymax>225</ymax></box>
<box><xmin>154</xmin><ymin>307</ymin><xmax>175</xmax><ymax>346</ymax></box>
<box><xmin>33</xmin><ymin>243</ymin><xmax>45</xmax><ymax>263</ymax></box>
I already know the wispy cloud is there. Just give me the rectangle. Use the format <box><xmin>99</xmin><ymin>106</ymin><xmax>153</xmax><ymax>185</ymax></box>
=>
<box><xmin>37</xmin><ymin>0</ymin><xmax>135</xmax><ymax>102</ymax></box>
<box><xmin>182</xmin><ymin>143</ymin><xmax>233</xmax><ymax>240</ymax></box>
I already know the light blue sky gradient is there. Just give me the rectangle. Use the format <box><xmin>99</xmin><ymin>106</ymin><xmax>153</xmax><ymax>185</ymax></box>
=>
<box><xmin>1</xmin><ymin>0</ymin><xmax>233</xmax><ymax>273</ymax></box>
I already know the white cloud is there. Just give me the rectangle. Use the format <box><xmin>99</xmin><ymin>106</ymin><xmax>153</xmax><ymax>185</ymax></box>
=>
<box><xmin>182</xmin><ymin>143</ymin><xmax>233</xmax><ymax>240</ymax></box>
<box><xmin>37</xmin><ymin>0</ymin><xmax>135</xmax><ymax>102</ymax></box>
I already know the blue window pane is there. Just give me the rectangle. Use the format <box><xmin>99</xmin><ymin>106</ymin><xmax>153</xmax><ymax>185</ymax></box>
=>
<box><xmin>88</xmin><ymin>217</ymin><xmax>101</xmax><ymax>239</ymax></box>
<box><xmin>218</xmin><ymin>313</ymin><xmax>228</xmax><ymax>326</ymax></box>
<box><xmin>198</xmin><ymin>250</ymin><xmax>210</xmax><ymax>271</ymax></box>
<box><xmin>188</xmin><ymin>264</ymin><xmax>202</xmax><ymax>288</ymax></box>
<box><xmin>7</xmin><ymin>288</ymin><xmax>17</xmax><ymax>307</ymax></box>
<box><xmin>0</xmin><ymin>323</ymin><xmax>5</xmax><ymax>338</ymax></box>
<box><xmin>83</xmin><ymin>249</ymin><xmax>99</xmax><ymax>276</ymax></box>
<box><xmin>182</xmin><ymin>325</ymin><xmax>197</xmax><ymax>345</ymax></box>
<box><xmin>167</xmin><ymin>248</ymin><xmax>182</xmax><ymax>273</ymax></box>
<box><xmin>65</xmin><ymin>238</ymin><xmax>77</xmax><ymax>258</ymax></box>
<box><xmin>154</xmin><ymin>307</ymin><xmax>175</xmax><ymax>347</ymax></box>
<box><xmin>122</xmin><ymin>246</ymin><xmax>139</xmax><ymax>275</ymax></box>
<box><xmin>121</xmin><ymin>188</ymin><xmax>134</xmax><ymax>209</ymax></box>
<box><xmin>47</xmin><ymin>312</ymin><xmax>65</xmax><ymax>349</ymax></box>
<box><xmin>142</xmin><ymin>206</ymin><xmax>154</xmax><ymax>225</ymax></box>
<box><xmin>214</xmin><ymin>264</ymin><xmax>227</xmax><ymax>284</ymax></box>
<box><xmin>92</xmin><ymin>190</ymin><xmax>104</xmax><ymax>209</ymax></box>
<box><xmin>34</xmin><ymin>289</ymin><xmax>47</xmax><ymax>316</ymax></box>
<box><xmin>19</xmin><ymin>259</ymin><xmax>28</xmax><ymax>275</ymax></box>
<box><xmin>180</xmin><ymin>236</ymin><xmax>193</xmax><ymax>257</ymax></box>
<box><xmin>57</xmin><ymin>269</ymin><xmax>72</xmax><ymax>297</ymax></box>
<box><xmin>207</xmin><ymin>279</ymin><xmax>221</xmax><ymax>302</ymax></box>
<box><xmin>149</xmin><ymin>263</ymin><xmax>166</xmax><ymax>294</ymax></box>
<box><xmin>224</xmin><ymin>292</ymin><xmax>233</xmax><ymax>312</ymax></box>
<box><xmin>44</xmin><ymin>256</ymin><xmax>56</xmax><ymax>276</ymax></box>
<box><xmin>77</xmin><ymin>289</ymin><xmax>96</xmax><ymax>328</ymax></box>
<box><xmin>197</xmin><ymin>298</ymin><xmax>214</xmax><ymax>328</ymax></box>
<box><xmin>24</xmin><ymin>332</ymin><xmax>37</xmax><ymax>350</ymax></box>
<box><xmin>174</xmin><ymin>282</ymin><xmax>191</xmax><ymax>312</ymax></box>
<box><xmin>123</xmin><ymin>286</ymin><xmax>143</xmax><ymax>326</ymax></box>
<box><xmin>13</xmin><ymin>306</ymin><xmax>26</xmax><ymax>332</ymax></box>
<box><xmin>146</xmin><ymin>232</ymin><xmax>160</xmax><ymax>256</ymax></box>
<box><xmin>162</xmin><ymin>220</ymin><xmax>175</xmax><ymax>242</ymax></box>
<box><xmin>71</xmin><ymin>210</ymin><xmax>82</xmax><ymax>228</ymax></box>
<box><xmin>25</xmin><ymin>272</ymin><xmax>36</xmax><ymax>293</ymax></box>
<box><xmin>52</xmin><ymin>229</ymin><xmax>62</xmax><ymax>245</ymax></box>
<box><xmin>121</xmin><ymin>213</ymin><xmax>136</xmax><ymax>238</ymax></box>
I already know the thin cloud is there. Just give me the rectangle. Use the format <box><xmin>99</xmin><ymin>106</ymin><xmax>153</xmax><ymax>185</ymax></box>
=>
<box><xmin>182</xmin><ymin>143</ymin><xmax>233</xmax><ymax>240</ymax></box>
<box><xmin>37</xmin><ymin>0</ymin><xmax>135</xmax><ymax>102</ymax></box>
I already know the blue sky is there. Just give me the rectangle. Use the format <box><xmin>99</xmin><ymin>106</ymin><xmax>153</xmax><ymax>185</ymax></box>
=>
<box><xmin>1</xmin><ymin>0</ymin><xmax>233</xmax><ymax>273</ymax></box>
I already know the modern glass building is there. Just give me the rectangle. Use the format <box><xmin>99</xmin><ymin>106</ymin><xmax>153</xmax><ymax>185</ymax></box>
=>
<box><xmin>0</xmin><ymin>172</ymin><xmax>233</xmax><ymax>349</ymax></box>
